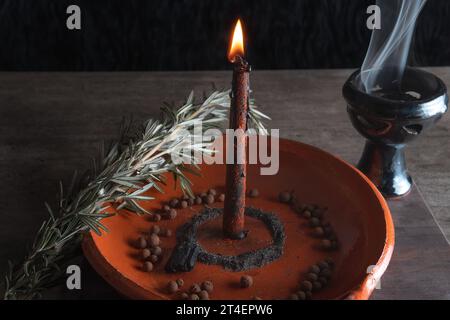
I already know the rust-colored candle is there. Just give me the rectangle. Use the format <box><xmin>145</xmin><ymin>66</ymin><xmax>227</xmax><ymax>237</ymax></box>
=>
<box><xmin>223</xmin><ymin>20</ymin><xmax>250</xmax><ymax>239</ymax></box>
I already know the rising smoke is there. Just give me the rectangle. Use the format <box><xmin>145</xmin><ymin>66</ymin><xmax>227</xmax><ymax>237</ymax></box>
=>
<box><xmin>359</xmin><ymin>0</ymin><xmax>427</xmax><ymax>95</ymax></box>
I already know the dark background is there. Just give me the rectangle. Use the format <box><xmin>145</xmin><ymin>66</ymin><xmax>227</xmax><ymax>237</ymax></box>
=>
<box><xmin>0</xmin><ymin>0</ymin><xmax>450</xmax><ymax>71</ymax></box>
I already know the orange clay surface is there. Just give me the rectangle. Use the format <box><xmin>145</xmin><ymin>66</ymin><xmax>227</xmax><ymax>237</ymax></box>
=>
<box><xmin>82</xmin><ymin>138</ymin><xmax>394</xmax><ymax>300</ymax></box>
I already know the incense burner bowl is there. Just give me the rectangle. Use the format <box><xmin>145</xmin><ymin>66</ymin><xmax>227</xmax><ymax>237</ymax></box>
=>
<box><xmin>343</xmin><ymin>68</ymin><xmax>448</xmax><ymax>198</ymax></box>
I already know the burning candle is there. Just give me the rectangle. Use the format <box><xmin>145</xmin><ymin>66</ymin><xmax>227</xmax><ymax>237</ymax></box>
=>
<box><xmin>223</xmin><ymin>19</ymin><xmax>250</xmax><ymax>239</ymax></box>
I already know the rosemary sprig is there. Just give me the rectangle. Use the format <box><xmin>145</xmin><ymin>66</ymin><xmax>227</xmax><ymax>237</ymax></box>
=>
<box><xmin>2</xmin><ymin>89</ymin><xmax>269</xmax><ymax>300</ymax></box>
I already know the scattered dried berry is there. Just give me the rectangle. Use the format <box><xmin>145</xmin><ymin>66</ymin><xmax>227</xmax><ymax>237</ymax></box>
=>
<box><xmin>253</xmin><ymin>296</ymin><xmax>262</xmax><ymax>300</ymax></box>
<box><xmin>151</xmin><ymin>246</ymin><xmax>162</xmax><ymax>256</ymax></box>
<box><xmin>141</xmin><ymin>248</ymin><xmax>151</xmax><ymax>259</ymax></box>
<box><xmin>301</xmin><ymin>280</ymin><xmax>313</xmax><ymax>292</ymax></box>
<box><xmin>169</xmin><ymin>198</ymin><xmax>179</xmax><ymax>208</ymax></box>
<box><xmin>148</xmin><ymin>234</ymin><xmax>161</xmax><ymax>247</ymax></box>
<box><xmin>199</xmin><ymin>290</ymin><xmax>209</xmax><ymax>300</ymax></box>
<box><xmin>321</xmin><ymin>268</ymin><xmax>332</xmax><ymax>278</ymax></box>
<box><xmin>162</xmin><ymin>204</ymin><xmax>171</xmax><ymax>213</ymax></box>
<box><xmin>309</xmin><ymin>217</ymin><xmax>321</xmax><ymax>227</ymax></box>
<box><xmin>200</xmin><ymin>192</ymin><xmax>207</xmax><ymax>198</ymax></box>
<box><xmin>306</xmin><ymin>273</ymin><xmax>318</xmax><ymax>281</ymax></box>
<box><xmin>195</xmin><ymin>196</ymin><xmax>202</xmax><ymax>205</ymax></box>
<box><xmin>313</xmin><ymin>226</ymin><xmax>324</xmax><ymax>237</ymax></box>
<box><xmin>190</xmin><ymin>283</ymin><xmax>202</xmax><ymax>294</ymax></box>
<box><xmin>149</xmin><ymin>255</ymin><xmax>159</xmax><ymax>263</ymax></box>
<box><xmin>318</xmin><ymin>277</ymin><xmax>328</xmax><ymax>286</ymax></box>
<box><xmin>302</xmin><ymin>210</ymin><xmax>312</xmax><ymax>219</ymax></box>
<box><xmin>312</xmin><ymin>281</ymin><xmax>322</xmax><ymax>291</ymax></box>
<box><xmin>297</xmin><ymin>291</ymin><xmax>306</xmax><ymax>300</ymax></box>
<box><xmin>187</xmin><ymin>198</ymin><xmax>194</xmax><ymax>206</ymax></box>
<box><xmin>180</xmin><ymin>200</ymin><xmax>188</xmax><ymax>209</ymax></box>
<box><xmin>305</xmin><ymin>291</ymin><xmax>312</xmax><ymax>300</ymax></box>
<box><xmin>321</xmin><ymin>239</ymin><xmax>332</xmax><ymax>250</ymax></box>
<box><xmin>161</xmin><ymin>228</ymin><xmax>172</xmax><ymax>237</ymax></box>
<box><xmin>151</xmin><ymin>225</ymin><xmax>161</xmax><ymax>235</ymax></box>
<box><xmin>309</xmin><ymin>265</ymin><xmax>320</xmax><ymax>274</ymax></box>
<box><xmin>289</xmin><ymin>293</ymin><xmax>299</xmax><ymax>300</ymax></box>
<box><xmin>137</xmin><ymin>236</ymin><xmax>147</xmax><ymax>249</ymax></box>
<box><xmin>278</xmin><ymin>191</ymin><xmax>292</xmax><ymax>203</ymax></box>
<box><xmin>153</xmin><ymin>214</ymin><xmax>161</xmax><ymax>222</ymax></box>
<box><xmin>168</xmin><ymin>209</ymin><xmax>177</xmax><ymax>220</ymax></box>
<box><xmin>167</xmin><ymin>280</ymin><xmax>178</xmax><ymax>294</ymax></box>
<box><xmin>240</xmin><ymin>275</ymin><xmax>253</xmax><ymax>288</ymax></box>
<box><xmin>208</xmin><ymin>189</ymin><xmax>217</xmax><ymax>196</ymax></box>
<box><xmin>180</xmin><ymin>292</ymin><xmax>189</xmax><ymax>300</ymax></box>
<box><xmin>248</xmin><ymin>189</ymin><xmax>259</xmax><ymax>198</ymax></box>
<box><xmin>325</xmin><ymin>257</ymin><xmax>334</xmax><ymax>267</ymax></box>
<box><xmin>143</xmin><ymin>261</ymin><xmax>153</xmax><ymax>272</ymax></box>
<box><xmin>318</xmin><ymin>261</ymin><xmax>329</xmax><ymax>270</ymax></box>
<box><xmin>176</xmin><ymin>279</ymin><xmax>184</xmax><ymax>287</ymax></box>
<box><xmin>190</xmin><ymin>294</ymin><xmax>200</xmax><ymax>300</ymax></box>
<box><xmin>201</xmin><ymin>280</ymin><xmax>214</xmax><ymax>293</ymax></box>
<box><xmin>218</xmin><ymin>193</ymin><xmax>225</xmax><ymax>202</ymax></box>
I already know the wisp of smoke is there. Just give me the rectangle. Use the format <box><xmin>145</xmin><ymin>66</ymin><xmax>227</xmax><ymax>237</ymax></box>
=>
<box><xmin>359</xmin><ymin>0</ymin><xmax>427</xmax><ymax>94</ymax></box>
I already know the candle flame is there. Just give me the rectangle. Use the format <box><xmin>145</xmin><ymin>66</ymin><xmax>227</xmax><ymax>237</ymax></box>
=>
<box><xmin>228</xmin><ymin>19</ymin><xmax>245</xmax><ymax>63</ymax></box>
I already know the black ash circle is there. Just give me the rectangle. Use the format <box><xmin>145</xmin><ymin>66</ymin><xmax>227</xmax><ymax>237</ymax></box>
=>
<box><xmin>165</xmin><ymin>207</ymin><xmax>285</xmax><ymax>273</ymax></box>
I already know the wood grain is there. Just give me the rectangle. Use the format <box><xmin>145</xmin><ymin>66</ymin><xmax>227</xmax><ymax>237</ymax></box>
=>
<box><xmin>0</xmin><ymin>69</ymin><xmax>449</xmax><ymax>299</ymax></box>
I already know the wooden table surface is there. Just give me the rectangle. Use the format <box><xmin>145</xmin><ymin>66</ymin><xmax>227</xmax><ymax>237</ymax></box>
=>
<box><xmin>0</xmin><ymin>69</ymin><xmax>449</xmax><ymax>299</ymax></box>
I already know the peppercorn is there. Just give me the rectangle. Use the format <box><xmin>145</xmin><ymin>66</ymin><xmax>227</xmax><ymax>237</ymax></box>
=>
<box><xmin>302</xmin><ymin>210</ymin><xmax>312</xmax><ymax>219</ymax></box>
<box><xmin>141</xmin><ymin>248</ymin><xmax>151</xmax><ymax>259</ymax></box>
<box><xmin>289</xmin><ymin>293</ymin><xmax>299</xmax><ymax>300</ymax></box>
<box><xmin>199</xmin><ymin>290</ymin><xmax>209</xmax><ymax>300</ymax></box>
<box><xmin>153</xmin><ymin>214</ymin><xmax>161</xmax><ymax>222</ymax></box>
<box><xmin>309</xmin><ymin>217</ymin><xmax>321</xmax><ymax>227</ymax></box>
<box><xmin>180</xmin><ymin>292</ymin><xmax>189</xmax><ymax>300</ymax></box>
<box><xmin>309</xmin><ymin>265</ymin><xmax>320</xmax><ymax>274</ymax></box>
<box><xmin>162</xmin><ymin>204</ymin><xmax>171</xmax><ymax>213</ymax></box>
<box><xmin>190</xmin><ymin>294</ymin><xmax>200</xmax><ymax>300</ymax></box>
<box><xmin>137</xmin><ymin>236</ymin><xmax>147</xmax><ymax>249</ymax></box>
<box><xmin>169</xmin><ymin>198</ymin><xmax>179</xmax><ymax>208</ymax></box>
<box><xmin>318</xmin><ymin>261</ymin><xmax>329</xmax><ymax>270</ymax></box>
<box><xmin>151</xmin><ymin>246</ymin><xmax>162</xmax><ymax>256</ymax></box>
<box><xmin>205</xmin><ymin>194</ymin><xmax>215</xmax><ymax>205</ymax></box>
<box><xmin>148</xmin><ymin>234</ymin><xmax>160</xmax><ymax>247</ymax></box>
<box><xmin>313</xmin><ymin>226</ymin><xmax>324</xmax><ymax>237</ymax></box>
<box><xmin>318</xmin><ymin>276</ymin><xmax>328</xmax><ymax>286</ymax></box>
<box><xmin>180</xmin><ymin>200</ymin><xmax>188</xmax><ymax>209</ymax></box>
<box><xmin>208</xmin><ymin>189</ymin><xmax>217</xmax><ymax>196</ymax></box>
<box><xmin>306</xmin><ymin>273</ymin><xmax>318</xmax><ymax>281</ymax></box>
<box><xmin>151</xmin><ymin>225</ymin><xmax>161</xmax><ymax>235</ymax></box>
<box><xmin>201</xmin><ymin>280</ymin><xmax>214</xmax><ymax>293</ymax></box>
<box><xmin>218</xmin><ymin>193</ymin><xmax>225</xmax><ymax>202</ymax></box>
<box><xmin>248</xmin><ymin>189</ymin><xmax>259</xmax><ymax>198</ymax></box>
<box><xmin>321</xmin><ymin>268</ymin><xmax>332</xmax><ymax>278</ymax></box>
<box><xmin>321</xmin><ymin>239</ymin><xmax>332</xmax><ymax>249</ymax></box>
<box><xmin>187</xmin><ymin>198</ymin><xmax>194</xmax><ymax>206</ymax></box>
<box><xmin>167</xmin><ymin>280</ymin><xmax>178</xmax><ymax>294</ymax></box>
<box><xmin>176</xmin><ymin>279</ymin><xmax>184</xmax><ymax>287</ymax></box>
<box><xmin>325</xmin><ymin>257</ymin><xmax>334</xmax><ymax>267</ymax></box>
<box><xmin>297</xmin><ymin>291</ymin><xmax>306</xmax><ymax>300</ymax></box>
<box><xmin>301</xmin><ymin>280</ymin><xmax>313</xmax><ymax>292</ymax></box>
<box><xmin>143</xmin><ymin>261</ymin><xmax>153</xmax><ymax>272</ymax></box>
<box><xmin>278</xmin><ymin>191</ymin><xmax>292</xmax><ymax>203</ymax></box>
<box><xmin>168</xmin><ymin>209</ymin><xmax>177</xmax><ymax>220</ymax></box>
<box><xmin>240</xmin><ymin>275</ymin><xmax>253</xmax><ymax>288</ymax></box>
<box><xmin>190</xmin><ymin>283</ymin><xmax>201</xmax><ymax>294</ymax></box>
<box><xmin>195</xmin><ymin>196</ymin><xmax>202</xmax><ymax>205</ymax></box>
<box><xmin>149</xmin><ymin>255</ymin><xmax>158</xmax><ymax>263</ymax></box>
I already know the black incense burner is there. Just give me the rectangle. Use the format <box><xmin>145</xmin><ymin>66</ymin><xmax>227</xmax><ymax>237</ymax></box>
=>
<box><xmin>343</xmin><ymin>68</ymin><xmax>448</xmax><ymax>198</ymax></box>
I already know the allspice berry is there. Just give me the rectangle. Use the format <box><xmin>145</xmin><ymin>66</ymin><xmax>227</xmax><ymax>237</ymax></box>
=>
<box><xmin>180</xmin><ymin>200</ymin><xmax>188</xmax><ymax>209</ymax></box>
<box><xmin>312</xmin><ymin>281</ymin><xmax>322</xmax><ymax>291</ymax></box>
<box><xmin>161</xmin><ymin>228</ymin><xmax>172</xmax><ymax>237</ymax></box>
<box><xmin>151</xmin><ymin>246</ymin><xmax>162</xmax><ymax>256</ymax></box>
<box><xmin>289</xmin><ymin>293</ymin><xmax>299</xmax><ymax>300</ymax></box>
<box><xmin>143</xmin><ymin>261</ymin><xmax>153</xmax><ymax>272</ymax></box>
<box><xmin>137</xmin><ymin>236</ymin><xmax>147</xmax><ymax>249</ymax></box>
<box><xmin>190</xmin><ymin>283</ymin><xmax>202</xmax><ymax>294</ymax></box>
<box><xmin>248</xmin><ymin>189</ymin><xmax>259</xmax><ymax>198</ymax></box>
<box><xmin>313</xmin><ymin>226</ymin><xmax>324</xmax><ymax>237</ymax></box>
<box><xmin>200</xmin><ymin>192</ymin><xmax>207</xmax><ymax>198</ymax></box>
<box><xmin>240</xmin><ymin>275</ymin><xmax>253</xmax><ymax>288</ymax></box>
<box><xmin>201</xmin><ymin>280</ymin><xmax>214</xmax><ymax>293</ymax></box>
<box><xmin>176</xmin><ymin>279</ymin><xmax>184</xmax><ymax>287</ymax></box>
<box><xmin>318</xmin><ymin>261</ymin><xmax>329</xmax><ymax>270</ymax></box>
<box><xmin>205</xmin><ymin>194</ymin><xmax>215</xmax><ymax>205</ymax></box>
<box><xmin>301</xmin><ymin>280</ymin><xmax>313</xmax><ymax>292</ymax></box>
<box><xmin>168</xmin><ymin>209</ymin><xmax>177</xmax><ymax>220</ymax></box>
<box><xmin>218</xmin><ymin>193</ymin><xmax>225</xmax><ymax>202</ymax></box>
<box><xmin>149</xmin><ymin>254</ymin><xmax>159</xmax><ymax>263</ymax></box>
<box><xmin>149</xmin><ymin>233</ymin><xmax>161</xmax><ymax>247</ymax></box>
<box><xmin>302</xmin><ymin>210</ymin><xmax>312</xmax><ymax>219</ymax></box>
<box><xmin>306</xmin><ymin>273</ymin><xmax>318</xmax><ymax>281</ymax></box>
<box><xmin>199</xmin><ymin>290</ymin><xmax>209</xmax><ymax>300</ymax></box>
<box><xmin>297</xmin><ymin>291</ymin><xmax>306</xmax><ymax>300</ymax></box>
<box><xmin>321</xmin><ymin>268</ymin><xmax>332</xmax><ymax>278</ymax></box>
<box><xmin>167</xmin><ymin>280</ymin><xmax>179</xmax><ymax>294</ymax></box>
<box><xmin>278</xmin><ymin>191</ymin><xmax>292</xmax><ymax>203</ymax></box>
<box><xmin>169</xmin><ymin>198</ymin><xmax>179</xmax><ymax>208</ymax></box>
<box><xmin>180</xmin><ymin>292</ymin><xmax>189</xmax><ymax>300</ymax></box>
<box><xmin>151</xmin><ymin>225</ymin><xmax>161</xmax><ymax>235</ymax></box>
<box><xmin>141</xmin><ymin>248</ymin><xmax>151</xmax><ymax>259</ymax></box>
<box><xmin>190</xmin><ymin>294</ymin><xmax>200</xmax><ymax>300</ymax></box>
<box><xmin>309</xmin><ymin>264</ymin><xmax>320</xmax><ymax>274</ymax></box>
<box><xmin>188</xmin><ymin>198</ymin><xmax>194</xmax><ymax>206</ymax></box>
<box><xmin>318</xmin><ymin>276</ymin><xmax>328</xmax><ymax>286</ymax></box>
<box><xmin>162</xmin><ymin>204</ymin><xmax>171</xmax><ymax>213</ymax></box>
<box><xmin>208</xmin><ymin>188</ymin><xmax>217</xmax><ymax>196</ymax></box>
<box><xmin>195</xmin><ymin>196</ymin><xmax>202</xmax><ymax>205</ymax></box>
<box><xmin>321</xmin><ymin>239</ymin><xmax>332</xmax><ymax>249</ymax></box>
<box><xmin>153</xmin><ymin>214</ymin><xmax>161</xmax><ymax>222</ymax></box>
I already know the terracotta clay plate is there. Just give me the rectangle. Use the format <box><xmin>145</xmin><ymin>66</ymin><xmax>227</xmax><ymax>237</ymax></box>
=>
<box><xmin>82</xmin><ymin>138</ymin><xmax>394</xmax><ymax>300</ymax></box>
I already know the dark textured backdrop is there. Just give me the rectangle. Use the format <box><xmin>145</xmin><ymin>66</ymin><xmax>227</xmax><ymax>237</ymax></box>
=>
<box><xmin>0</xmin><ymin>0</ymin><xmax>449</xmax><ymax>71</ymax></box>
